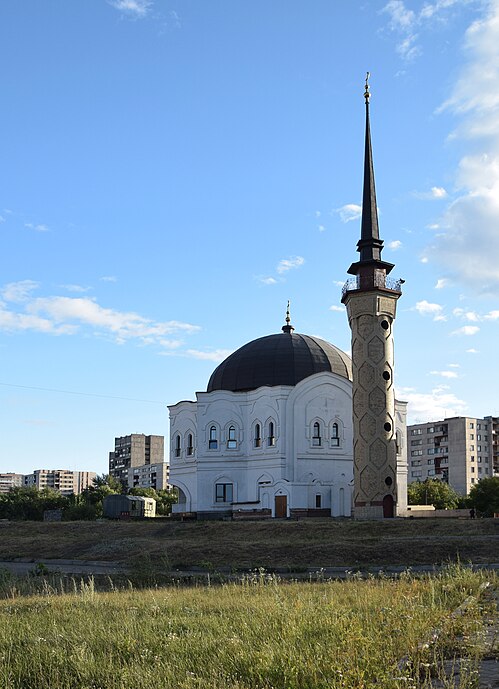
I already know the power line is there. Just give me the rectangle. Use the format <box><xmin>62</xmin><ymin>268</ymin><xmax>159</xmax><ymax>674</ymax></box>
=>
<box><xmin>0</xmin><ymin>382</ymin><xmax>164</xmax><ymax>405</ymax></box>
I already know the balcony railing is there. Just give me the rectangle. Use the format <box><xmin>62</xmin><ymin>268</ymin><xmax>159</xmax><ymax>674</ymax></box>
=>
<box><xmin>342</xmin><ymin>275</ymin><xmax>403</xmax><ymax>298</ymax></box>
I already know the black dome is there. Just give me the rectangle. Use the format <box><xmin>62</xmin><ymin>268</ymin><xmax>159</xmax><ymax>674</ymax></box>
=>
<box><xmin>207</xmin><ymin>332</ymin><xmax>352</xmax><ymax>393</ymax></box>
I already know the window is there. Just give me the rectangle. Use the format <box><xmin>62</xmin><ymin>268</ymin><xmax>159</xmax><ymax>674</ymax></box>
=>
<box><xmin>312</xmin><ymin>422</ymin><xmax>321</xmax><ymax>447</ymax></box>
<box><xmin>428</xmin><ymin>427</ymin><xmax>435</xmax><ymax>434</ymax></box>
<box><xmin>470</xmin><ymin>445</ymin><xmax>475</xmax><ymax>451</ymax></box>
<box><xmin>470</xmin><ymin>434</ymin><xmax>474</xmax><ymax>440</ymax></box>
<box><xmin>175</xmin><ymin>435</ymin><xmax>181</xmax><ymax>458</ymax></box>
<box><xmin>477</xmin><ymin>423</ymin><xmax>481</xmax><ymax>430</ymax></box>
<box><xmin>478</xmin><ymin>446</ymin><xmax>482</xmax><ymax>452</ymax></box>
<box><xmin>428</xmin><ymin>469</ymin><xmax>435</xmax><ymax>476</ymax></box>
<box><xmin>209</xmin><ymin>426</ymin><xmax>218</xmax><ymax>450</ymax></box>
<box><xmin>411</xmin><ymin>459</ymin><xmax>422</xmax><ymax>466</ymax></box>
<box><xmin>187</xmin><ymin>434</ymin><xmax>194</xmax><ymax>456</ymax></box>
<box><xmin>227</xmin><ymin>425</ymin><xmax>237</xmax><ymax>449</ymax></box>
<box><xmin>470</xmin><ymin>422</ymin><xmax>474</xmax><ymax>429</ymax></box>
<box><xmin>254</xmin><ymin>423</ymin><xmax>261</xmax><ymax>448</ymax></box>
<box><xmin>315</xmin><ymin>494</ymin><xmax>322</xmax><ymax>508</ymax></box>
<box><xmin>412</xmin><ymin>470</ymin><xmax>422</xmax><ymax>477</ymax></box>
<box><xmin>471</xmin><ymin>466</ymin><xmax>475</xmax><ymax>473</ymax></box>
<box><xmin>428</xmin><ymin>459</ymin><xmax>434</xmax><ymax>465</ymax></box>
<box><xmin>331</xmin><ymin>423</ymin><xmax>340</xmax><ymax>447</ymax></box>
<box><xmin>411</xmin><ymin>429</ymin><xmax>423</xmax><ymax>436</ymax></box>
<box><xmin>215</xmin><ymin>483</ymin><xmax>233</xmax><ymax>503</ymax></box>
<box><xmin>411</xmin><ymin>439</ymin><xmax>423</xmax><ymax>446</ymax></box>
<box><xmin>411</xmin><ymin>450</ymin><xmax>423</xmax><ymax>456</ymax></box>
<box><xmin>478</xmin><ymin>467</ymin><xmax>482</xmax><ymax>474</ymax></box>
<box><xmin>477</xmin><ymin>434</ymin><xmax>482</xmax><ymax>440</ymax></box>
<box><xmin>268</xmin><ymin>421</ymin><xmax>276</xmax><ymax>447</ymax></box>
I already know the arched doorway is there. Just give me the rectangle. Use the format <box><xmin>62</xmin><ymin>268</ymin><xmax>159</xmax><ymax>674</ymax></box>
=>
<box><xmin>382</xmin><ymin>494</ymin><xmax>394</xmax><ymax>518</ymax></box>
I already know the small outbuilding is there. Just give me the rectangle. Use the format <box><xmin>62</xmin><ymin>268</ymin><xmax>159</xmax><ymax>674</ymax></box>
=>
<box><xmin>103</xmin><ymin>494</ymin><xmax>156</xmax><ymax>519</ymax></box>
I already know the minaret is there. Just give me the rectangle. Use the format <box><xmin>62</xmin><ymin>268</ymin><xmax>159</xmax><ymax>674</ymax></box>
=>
<box><xmin>341</xmin><ymin>74</ymin><xmax>403</xmax><ymax>519</ymax></box>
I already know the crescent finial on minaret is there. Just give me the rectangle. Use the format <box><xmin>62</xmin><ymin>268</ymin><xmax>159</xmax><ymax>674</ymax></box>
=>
<box><xmin>282</xmin><ymin>300</ymin><xmax>295</xmax><ymax>334</ymax></box>
<box><xmin>364</xmin><ymin>72</ymin><xmax>371</xmax><ymax>104</ymax></box>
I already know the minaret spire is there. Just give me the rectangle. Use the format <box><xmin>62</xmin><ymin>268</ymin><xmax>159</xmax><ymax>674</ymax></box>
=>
<box><xmin>347</xmin><ymin>73</ymin><xmax>394</xmax><ymax>278</ymax></box>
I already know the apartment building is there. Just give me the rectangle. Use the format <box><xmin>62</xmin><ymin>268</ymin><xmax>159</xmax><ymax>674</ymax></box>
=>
<box><xmin>24</xmin><ymin>469</ymin><xmax>96</xmax><ymax>496</ymax></box>
<box><xmin>0</xmin><ymin>473</ymin><xmax>25</xmax><ymax>494</ymax></box>
<box><xmin>407</xmin><ymin>416</ymin><xmax>497</xmax><ymax>494</ymax></box>
<box><xmin>109</xmin><ymin>434</ymin><xmax>167</xmax><ymax>490</ymax></box>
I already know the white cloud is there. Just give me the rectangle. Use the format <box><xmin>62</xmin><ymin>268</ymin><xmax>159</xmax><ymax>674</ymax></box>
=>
<box><xmin>484</xmin><ymin>310</ymin><xmax>499</xmax><ymax>320</ymax></box>
<box><xmin>333</xmin><ymin>280</ymin><xmax>345</xmax><ymax>287</ymax></box>
<box><xmin>60</xmin><ymin>284</ymin><xmax>92</xmax><ymax>293</ymax></box>
<box><xmin>25</xmin><ymin>223</ymin><xmax>49</xmax><ymax>232</ymax></box>
<box><xmin>100</xmin><ymin>276</ymin><xmax>118</xmax><ymax>283</ymax></box>
<box><xmin>430</xmin><ymin>2</ymin><xmax>499</xmax><ymax>293</ymax></box>
<box><xmin>336</xmin><ymin>203</ymin><xmax>362</xmax><ymax>223</ymax></box>
<box><xmin>183</xmin><ymin>348</ymin><xmax>233</xmax><ymax>363</ymax></box>
<box><xmin>382</xmin><ymin>0</ymin><xmax>465</xmax><ymax>61</ymax></box>
<box><xmin>398</xmin><ymin>384</ymin><xmax>467</xmax><ymax>423</ymax></box>
<box><xmin>388</xmin><ymin>240</ymin><xmax>402</xmax><ymax>250</ymax></box>
<box><xmin>257</xmin><ymin>276</ymin><xmax>278</xmax><ymax>285</ymax></box>
<box><xmin>315</xmin><ymin>211</ymin><xmax>321</xmax><ymax>218</ymax></box>
<box><xmin>448</xmin><ymin>363</ymin><xmax>460</xmax><ymax>368</ymax></box>
<box><xmin>0</xmin><ymin>215</ymin><xmax>5</xmax><ymax>223</ymax></box>
<box><xmin>420</xmin><ymin>256</ymin><xmax>429</xmax><ymax>263</ymax></box>
<box><xmin>318</xmin><ymin>224</ymin><xmax>326</xmax><ymax>232</ymax></box>
<box><xmin>276</xmin><ymin>256</ymin><xmax>305</xmax><ymax>274</ymax></box>
<box><xmin>1</xmin><ymin>280</ymin><xmax>40</xmax><ymax>303</ymax></box>
<box><xmin>430</xmin><ymin>370</ymin><xmax>459</xmax><ymax>378</ymax></box>
<box><xmin>329</xmin><ymin>305</ymin><xmax>345</xmax><ymax>312</ymax></box>
<box><xmin>414</xmin><ymin>186</ymin><xmax>448</xmax><ymax>199</ymax></box>
<box><xmin>451</xmin><ymin>325</ymin><xmax>480</xmax><ymax>335</ymax></box>
<box><xmin>0</xmin><ymin>285</ymin><xmax>200</xmax><ymax>349</ymax></box>
<box><xmin>108</xmin><ymin>0</ymin><xmax>152</xmax><ymax>17</ymax></box>
<box><xmin>414</xmin><ymin>300</ymin><xmax>444</xmax><ymax>319</ymax></box>
<box><xmin>466</xmin><ymin>347</ymin><xmax>479</xmax><ymax>353</ymax></box>
<box><xmin>383</xmin><ymin>1</ymin><xmax>416</xmax><ymax>30</ymax></box>
<box><xmin>435</xmin><ymin>278</ymin><xmax>450</xmax><ymax>289</ymax></box>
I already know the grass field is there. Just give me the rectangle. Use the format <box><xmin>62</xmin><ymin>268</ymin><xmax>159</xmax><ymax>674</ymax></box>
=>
<box><xmin>0</xmin><ymin>565</ymin><xmax>494</xmax><ymax>689</ymax></box>
<box><xmin>0</xmin><ymin>518</ymin><xmax>497</xmax><ymax>570</ymax></box>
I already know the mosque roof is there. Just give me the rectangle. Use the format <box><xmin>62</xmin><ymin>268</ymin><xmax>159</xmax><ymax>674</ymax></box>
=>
<box><xmin>207</xmin><ymin>324</ymin><xmax>352</xmax><ymax>394</ymax></box>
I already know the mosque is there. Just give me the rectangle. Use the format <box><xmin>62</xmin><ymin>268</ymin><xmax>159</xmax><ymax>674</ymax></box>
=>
<box><xmin>168</xmin><ymin>77</ymin><xmax>408</xmax><ymax>519</ymax></box>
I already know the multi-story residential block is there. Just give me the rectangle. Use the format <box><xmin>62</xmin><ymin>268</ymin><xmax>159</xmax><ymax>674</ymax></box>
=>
<box><xmin>407</xmin><ymin>416</ymin><xmax>497</xmax><ymax>495</ymax></box>
<box><xmin>484</xmin><ymin>416</ymin><xmax>499</xmax><ymax>477</ymax></box>
<box><xmin>24</xmin><ymin>469</ymin><xmax>96</xmax><ymax>496</ymax></box>
<box><xmin>109</xmin><ymin>434</ymin><xmax>167</xmax><ymax>490</ymax></box>
<box><xmin>0</xmin><ymin>473</ymin><xmax>25</xmax><ymax>493</ymax></box>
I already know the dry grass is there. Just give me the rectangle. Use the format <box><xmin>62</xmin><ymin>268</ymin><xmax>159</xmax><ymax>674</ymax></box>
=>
<box><xmin>0</xmin><ymin>566</ymin><xmax>494</xmax><ymax>689</ymax></box>
<box><xmin>0</xmin><ymin>518</ymin><xmax>497</xmax><ymax>570</ymax></box>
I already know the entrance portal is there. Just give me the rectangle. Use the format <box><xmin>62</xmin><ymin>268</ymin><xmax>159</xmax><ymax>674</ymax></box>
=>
<box><xmin>382</xmin><ymin>494</ymin><xmax>394</xmax><ymax>518</ymax></box>
<box><xmin>275</xmin><ymin>495</ymin><xmax>287</xmax><ymax>518</ymax></box>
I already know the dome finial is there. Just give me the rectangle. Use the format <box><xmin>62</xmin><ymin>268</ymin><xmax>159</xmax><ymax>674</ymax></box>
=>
<box><xmin>282</xmin><ymin>300</ymin><xmax>295</xmax><ymax>334</ymax></box>
<box><xmin>364</xmin><ymin>71</ymin><xmax>370</xmax><ymax>104</ymax></box>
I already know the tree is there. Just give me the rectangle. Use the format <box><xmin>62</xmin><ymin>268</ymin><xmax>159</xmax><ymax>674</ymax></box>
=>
<box><xmin>0</xmin><ymin>486</ymin><xmax>69</xmax><ymax>521</ymax></box>
<box><xmin>468</xmin><ymin>477</ymin><xmax>499</xmax><ymax>517</ymax></box>
<box><xmin>407</xmin><ymin>479</ymin><xmax>460</xmax><ymax>510</ymax></box>
<box><xmin>93</xmin><ymin>473</ymin><xmax>123</xmax><ymax>492</ymax></box>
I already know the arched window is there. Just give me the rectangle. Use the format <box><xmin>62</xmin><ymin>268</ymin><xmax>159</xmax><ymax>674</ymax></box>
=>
<box><xmin>227</xmin><ymin>425</ymin><xmax>237</xmax><ymax>449</ymax></box>
<box><xmin>209</xmin><ymin>426</ymin><xmax>218</xmax><ymax>450</ymax></box>
<box><xmin>254</xmin><ymin>423</ymin><xmax>261</xmax><ymax>448</ymax></box>
<box><xmin>175</xmin><ymin>434</ymin><xmax>181</xmax><ymax>457</ymax></box>
<box><xmin>268</xmin><ymin>421</ymin><xmax>276</xmax><ymax>447</ymax></box>
<box><xmin>331</xmin><ymin>422</ymin><xmax>340</xmax><ymax>447</ymax></box>
<box><xmin>312</xmin><ymin>421</ymin><xmax>322</xmax><ymax>447</ymax></box>
<box><xmin>187</xmin><ymin>433</ymin><xmax>194</xmax><ymax>456</ymax></box>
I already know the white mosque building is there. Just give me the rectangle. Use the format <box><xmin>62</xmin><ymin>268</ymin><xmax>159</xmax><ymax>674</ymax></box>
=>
<box><xmin>168</xmin><ymin>310</ymin><xmax>407</xmax><ymax>519</ymax></box>
<box><xmin>168</xmin><ymin>77</ymin><xmax>408</xmax><ymax>519</ymax></box>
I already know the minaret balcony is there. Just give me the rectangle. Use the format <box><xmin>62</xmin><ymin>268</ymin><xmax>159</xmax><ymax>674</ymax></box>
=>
<box><xmin>341</xmin><ymin>275</ymin><xmax>403</xmax><ymax>299</ymax></box>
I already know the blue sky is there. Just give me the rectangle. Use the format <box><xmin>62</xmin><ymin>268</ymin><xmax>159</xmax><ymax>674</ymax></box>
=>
<box><xmin>1</xmin><ymin>0</ymin><xmax>499</xmax><ymax>475</ymax></box>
